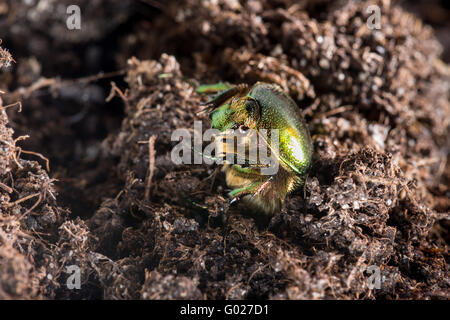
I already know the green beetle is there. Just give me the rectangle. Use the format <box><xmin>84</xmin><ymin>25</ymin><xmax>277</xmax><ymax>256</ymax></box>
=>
<box><xmin>198</xmin><ymin>82</ymin><xmax>313</xmax><ymax>215</ymax></box>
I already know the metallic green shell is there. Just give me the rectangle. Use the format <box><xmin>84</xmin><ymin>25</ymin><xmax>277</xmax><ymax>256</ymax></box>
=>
<box><xmin>247</xmin><ymin>83</ymin><xmax>313</xmax><ymax>176</ymax></box>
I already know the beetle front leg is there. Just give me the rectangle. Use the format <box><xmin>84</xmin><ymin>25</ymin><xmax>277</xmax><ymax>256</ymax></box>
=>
<box><xmin>197</xmin><ymin>83</ymin><xmax>248</xmax><ymax>113</ymax></box>
<box><xmin>229</xmin><ymin>181</ymin><xmax>261</xmax><ymax>204</ymax></box>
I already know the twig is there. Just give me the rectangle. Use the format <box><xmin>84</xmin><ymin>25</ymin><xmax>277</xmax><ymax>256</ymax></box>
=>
<box><xmin>106</xmin><ymin>81</ymin><xmax>129</xmax><ymax>107</ymax></box>
<box><xmin>3</xmin><ymin>70</ymin><xmax>126</xmax><ymax>101</ymax></box>
<box><xmin>0</xmin><ymin>139</ymin><xmax>23</xmax><ymax>169</ymax></box>
<box><xmin>145</xmin><ymin>135</ymin><xmax>157</xmax><ymax>201</ymax></box>
<box><xmin>9</xmin><ymin>135</ymin><xmax>51</xmax><ymax>172</ymax></box>
<box><xmin>6</xmin><ymin>192</ymin><xmax>40</xmax><ymax>207</ymax></box>
<box><xmin>20</xmin><ymin>192</ymin><xmax>43</xmax><ymax>219</ymax></box>
<box><xmin>0</xmin><ymin>101</ymin><xmax>22</xmax><ymax>112</ymax></box>
<box><xmin>317</xmin><ymin>105</ymin><xmax>353</xmax><ymax>119</ymax></box>
<box><xmin>18</xmin><ymin>149</ymin><xmax>51</xmax><ymax>172</ymax></box>
<box><xmin>0</xmin><ymin>181</ymin><xmax>13</xmax><ymax>193</ymax></box>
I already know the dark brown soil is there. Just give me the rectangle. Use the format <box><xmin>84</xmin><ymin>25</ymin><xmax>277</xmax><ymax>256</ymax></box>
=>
<box><xmin>0</xmin><ymin>0</ymin><xmax>448</xmax><ymax>299</ymax></box>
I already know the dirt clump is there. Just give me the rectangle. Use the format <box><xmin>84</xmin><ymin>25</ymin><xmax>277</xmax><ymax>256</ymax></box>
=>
<box><xmin>0</xmin><ymin>0</ymin><xmax>449</xmax><ymax>299</ymax></box>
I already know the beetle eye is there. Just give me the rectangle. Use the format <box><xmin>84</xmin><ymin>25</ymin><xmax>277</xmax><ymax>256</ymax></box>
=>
<box><xmin>239</xmin><ymin>125</ymin><xmax>249</xmax><ymax>134</ymax></box>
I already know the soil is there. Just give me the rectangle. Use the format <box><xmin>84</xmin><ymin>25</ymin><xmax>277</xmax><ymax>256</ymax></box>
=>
<box><xmin>0</xmin><ymin>0</ymin><xmax>449</xmax><ymax>299</ymax></box>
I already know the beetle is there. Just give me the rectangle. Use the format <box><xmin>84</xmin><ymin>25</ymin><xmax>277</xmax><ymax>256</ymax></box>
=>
<box><xmin>198</xmin><ymin>82</ymin><xmax>313</xmax><ymax>216</ymax></box>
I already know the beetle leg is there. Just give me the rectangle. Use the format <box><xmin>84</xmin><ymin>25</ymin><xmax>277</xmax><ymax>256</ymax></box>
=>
<box><xmin>200</xmin><ymin>86</ymin><xmax>237</xmax><ymax>107</ymax></box>
<box><xmin>229</xmin><ymin>181</ymin><xmax>261</xmax><ymax>199</ymax></box>
<box><xmin>198</xmin><ymin>84</ymin><xmax>248</xmax><ymax>111</ymax></box>
<box><xmin>251</xmin><ymin>176</ymin><xmax>274</xmax><ymax>199</ymax></box>
<box><xmin>229</xmin><ymin>196</ymin><xmax>239</xmax><ymax>205</ymax></box>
